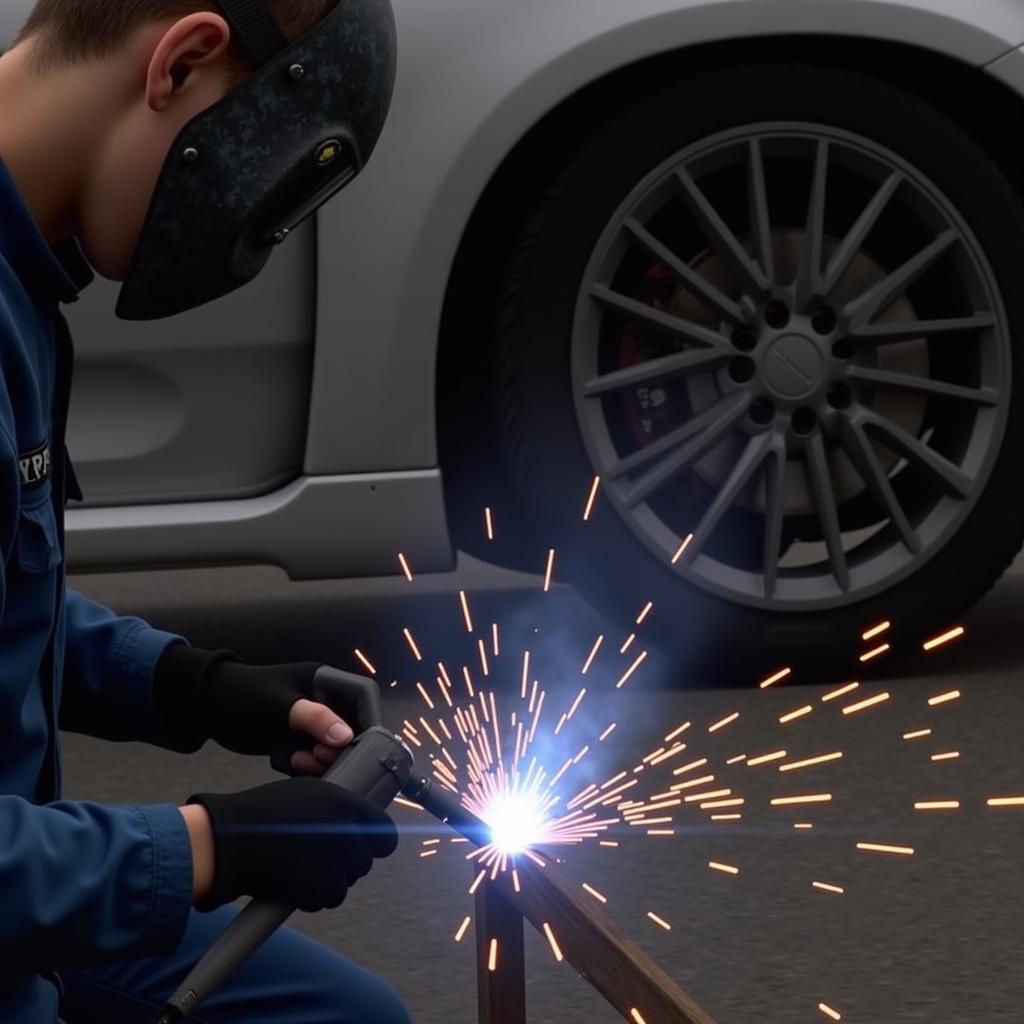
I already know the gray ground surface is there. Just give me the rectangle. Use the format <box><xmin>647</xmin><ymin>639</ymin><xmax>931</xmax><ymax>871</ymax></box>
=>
<box><xmin>62</xmin><ymin>557</ymin><xmax>1024</xmax><ymax>1024</ymax></box>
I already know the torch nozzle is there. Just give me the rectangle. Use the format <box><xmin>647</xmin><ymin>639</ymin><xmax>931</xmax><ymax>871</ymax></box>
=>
<box><xmin>402</xmin><ymin>771</ymin><xmax>489</xmax><ymax>847</ymax></box>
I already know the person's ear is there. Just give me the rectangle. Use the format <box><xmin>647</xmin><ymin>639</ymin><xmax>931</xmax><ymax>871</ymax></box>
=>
<box><xmin>145</xmin><ymin>12</ymin><xmax>232</xmax><ymax>111</ymax></box>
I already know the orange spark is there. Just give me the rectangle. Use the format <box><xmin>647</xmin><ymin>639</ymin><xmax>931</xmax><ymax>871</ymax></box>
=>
<box><xmin>861</xmin><ymin>620</ymin><xmax>890</xmax><ymax>641</ymax></box>
<box><xmin>780</xmin><ymin>705</ymin><xmax>813</xmax><ymax>724</ymax></box>
<box><xmin>353</xmin><ymin>649</ymin><xmax>377</xmax><ymax>674</ymax></box>
<box><xmin>671</xmin><ymin>533</ymin><xmax>694</xmax><ymax>564</ymax></box>
<box><xmin>664</xmin><ymin>721</ymin><xmax>691</xmax><ymax>742</ymax></box>
<box><xmin>812</xmin><ymin>882</ymin><xmax>844</xmax><ymax>894</ymax></box>
<box><xmin>709</xmin><ymin>861</ymin><xmax>739</xmax><ymax>875</ymax></box>
<box><xmin>398</xmin><ymin>552</ymin><xmax>414</xmax><ymax>582</ymax></box>
<box><xmin>842</xmin><ymin>691</ymin><xmax>890</xmax><ymax>715</ymax></box>
<box><xmin>583</xmin><ymin>476</ymin><xmax>601</xmax><ymax>521</ymax></box>
<box><xmin>822</xmin><ymin>681</ymin><xmax>859</xmax><ymax>702</ymax></box>
<box><xmin>646</xmin><ymin>912</ymin><xmax>671</xmax><ymax>931</ymax></box>
<box><xmin>616</xmin><ymin>650</ymin><xmax>648</xmax><ymax>688</ymax></box>
<box><xmin>931</xmin><ymin>751</ymin><xmax>960</xmax><ymax>761</ymax></box>
<box><xmin>487</xmin><ymin>939</ymin><xmax>498</xmax><ymax>972</ymax></box>
<box><xmin>580</xmin><ymin>635</ymin><xmax>604</xmax><ymax>675</ymax></box>
<box><xmin>582</xmin><ymin>883</ymin><xmax>607</xmax><ymax>904</ymax></box>
<box><xmin>566</xmin><ymin>687</ymin><xmax>587</xmax><ymax>721</ymax></box>
<box><xmin>857</xmin><ymin>843</ymin><xmax>914</xmax><ymax>855</ymax></box>
<box><xmin>458</xmin><ymin>590</ymin><xmax>474</xmax><ymax>633</ymax></box>
<box><xmin>923</xmin><ymin>625</ymin><xmax>964</xmax><ymax>651</ymax></box>
<box><xmin>636</xmin><ymin>600</ymin><xmax>654</xmax><ymax>625</ymax></box>
<box><xmin>747</xmin><ymin>750</ymin><xmax>787</xmax><ymax>766</ymax></box>
<box><xmin>914</xmin><ymin>801</ymin><xmax>960</xmax><ymax>810</ymax></box>
<box><xmin>988</xmin><ymin>796</ymin><xmax>1024</xmax><ymax>807</ymax></box>
<box><xmin>771</xmin><ymin>793</ymin><xmax>832</xmax><ymax>806</ymax></box>
<box><xmin>779</xmin><ymin>751</ymin><xmax>843</xmax><ymax>772</ymax></box>
<box><xmin>543</xmin><ymin>549</ymin><xmax>556</xmax><ymax>592</ymax></box>
<box><xmin>542</xmin><ymin>923</ymin><xmax>563</xmax><ymax>962</ymax></box>
<box><xmin>928</xmin><ymin>689</ymin><xmax>961</xmax><ymax>707</ymax></box>
<box><xmin>484</xmin><ymin>507</ymin><xmax>494</xmax><ymax>540</ymax></box>
<box><xmin>403</xmin><ymin>627</ymin><xmax>423</xmax><ymax>661</ymax></box>
<box><xmin>708</xmin><ymin>711</ymin><xmax>739</xmax><ymax>733</ymax></box>
<box><xmin>859</xmin><ymin>643</ymin><xmax>890</xmax><ymax>662</ymax></box>
<box><xmin>759</xmin><ymin>667</ymin><xmax>791</xmax><ymax>689</ymax></box>
<box><xmin>903</xmin><ymin>729</ymin><xmax>931</xmax><ymax>740</ymax></box>
<box><xmin>819</xmin><ymin>1003</ymin><xmax>842</xmax><ymax>1021</ymax></box>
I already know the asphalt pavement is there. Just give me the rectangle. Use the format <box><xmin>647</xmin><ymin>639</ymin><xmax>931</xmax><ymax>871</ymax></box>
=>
<box><xmin>61</xmin><ymin>555</ymin><xmax>1024</xmax><ymax>1024</ymax></box>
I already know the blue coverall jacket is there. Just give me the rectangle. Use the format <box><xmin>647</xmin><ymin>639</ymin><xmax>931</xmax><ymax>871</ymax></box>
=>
<box><xmin>0</xmin><ymin>154</ymin><xmax>199</xmax><ymax>1021</ymax></box>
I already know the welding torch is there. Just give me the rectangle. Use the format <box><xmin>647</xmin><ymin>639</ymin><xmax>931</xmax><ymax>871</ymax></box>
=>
<box><xmin>149</xmin><ymin>669</ymin><xmax>486</xmax><ymax>1024</ymax></box>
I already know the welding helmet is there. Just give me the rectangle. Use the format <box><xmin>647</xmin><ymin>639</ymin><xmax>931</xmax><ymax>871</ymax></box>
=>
<box><xmin>115</xmin><ymin>0</ymin><xmax>397</xmax><ymax>320</ymax></box>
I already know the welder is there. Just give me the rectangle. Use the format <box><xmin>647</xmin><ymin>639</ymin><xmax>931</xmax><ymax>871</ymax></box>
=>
<box><xmin>0</xmin><ymin>1</ymin><xmax>408</xmax><ymax>1021</ymax></box>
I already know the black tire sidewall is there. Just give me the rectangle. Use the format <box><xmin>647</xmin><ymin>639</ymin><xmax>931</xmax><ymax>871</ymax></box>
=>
<box><xmin>493</xmin><ymin>63</ymin><xmax>1024</xmax><ymax>675</ymax></box>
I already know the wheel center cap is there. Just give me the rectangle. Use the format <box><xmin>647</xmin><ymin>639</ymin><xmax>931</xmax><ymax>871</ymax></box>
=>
<box><xmin>763</xmin><ymin>334</ymin><xmax>824</xmax><ymax>399</ymax></box>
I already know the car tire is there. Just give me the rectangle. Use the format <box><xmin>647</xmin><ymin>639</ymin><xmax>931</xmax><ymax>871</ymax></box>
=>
<box><xmin>490</xmin><ymin>62</ymin><xmax>1024</xmax><ymax>680</ymax></box>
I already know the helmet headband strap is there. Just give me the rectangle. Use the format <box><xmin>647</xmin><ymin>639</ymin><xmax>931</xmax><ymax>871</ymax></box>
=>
<box><xmin>215</xmin><ymin>0</ymin><xmax>289</xmax><ymax>66</ymax></box>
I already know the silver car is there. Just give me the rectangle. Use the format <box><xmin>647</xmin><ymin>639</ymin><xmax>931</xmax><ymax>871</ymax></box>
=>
<box><xmin>6</xmin><ymin>0</ymin><xmax>1024</xmax><ymax>674</ymax></box>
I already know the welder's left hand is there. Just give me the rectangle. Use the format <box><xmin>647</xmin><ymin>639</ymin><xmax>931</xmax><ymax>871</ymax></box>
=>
<box><xmin>153</xmin><ymin>645</ymin><xmax>378</xmax><ymax>776</ymax></box>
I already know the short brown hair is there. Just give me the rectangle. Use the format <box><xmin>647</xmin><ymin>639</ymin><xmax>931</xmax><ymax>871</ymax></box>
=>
<box><xmin>14</xmin><ymin>0</ymin><xmax>339</xmax><ymax>89</ymax></box>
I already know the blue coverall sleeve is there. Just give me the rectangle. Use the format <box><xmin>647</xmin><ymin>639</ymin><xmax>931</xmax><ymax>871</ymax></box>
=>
<box><xmin>59</xmin><ymin>590</ymin><xmax>205</xmax><ymax>753</ymax></box>
<box><xmin>0</xmin><ymin>795</ymin><xmax>194</xmax><ymax>974</ymax></box>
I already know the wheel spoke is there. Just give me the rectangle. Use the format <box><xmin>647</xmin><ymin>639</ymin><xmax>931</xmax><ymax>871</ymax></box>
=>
<box><xmin>855</xmin><ymin>406</ymin><xmax>973</xmax><ymax>497</ymax></box>
<box><xmin>606</xmin><ymin>393</ymin><xmax>749</xmax><ymax>480</ymax></box>
<box><xmin>849</xmin><ymin>313</ymin><xmax>996</xmax><ymax>345</ymax></box>
<box><xmin>679</xmin><ymin>431</ymin><xmax>774</xmax><ymax>563</ymax></box>
<box><xmin>841</xmin><ymin>229</ymin><xmax>958</xmax><ymax>330</ymax></box>
<box><xmin>804</xmin><ymin>431</ymin><xmax>850</xmax><ymax>592</ymax></box>
<box><xmin>847</xmin><ymin>365</ymin><xmax>999</xmax><ymax>406</ymax></box>
<box><xmin>583</xmin><ymin>347</ymin><xmax>732</xmax><ymax>398</ymax></box>
<box><xmin>622</xmin><ymin>218</ymin><xmax>745</xmax><ymax>324</ymax></box>
<box><xmin>838</xmin><ymin>415</ymin><xmax>921</xmax><ymax>554</ymax></box>
<box><xmin>674</xmin><ymin>167</ymin><xmax>771</xmax><ymax>298</ymax></box>
<box><xmin>821</xmin><ymin>171</ymin><xmax>902</xmax><ymax>298</ymax></box>
<box><xmin>793</xmin><ymin>140</ymin><xmax>829</xmax><ymax>310</ymax></box>
<box><xmin>621</xmin><ymin>394</ymin><xmax>752</xmax><ymax>508</ymax></box>
<box><xmin>762</xmin><ymin>431</ymin><xmax>788</xmax><ymax>598</ymax></box>
<box><xmin>589</xmin><ymin>284</ymin><xmax>730</xmax><ymax>349</ymax></box>
<box><xmin>747</xmin><ymin>139</ymin><xmax>774</xmax><ymax>285</ymax></box>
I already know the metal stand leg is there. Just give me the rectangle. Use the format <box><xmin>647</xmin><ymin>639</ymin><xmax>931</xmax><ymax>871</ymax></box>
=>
<box><xmin>476</xmin><ymin>881</ymin><xmax>526</xmax><ymax>1024</ymax></box>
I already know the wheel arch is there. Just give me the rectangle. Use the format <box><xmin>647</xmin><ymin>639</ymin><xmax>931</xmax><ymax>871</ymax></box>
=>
<box><xmin>437</xmin><ymin>34</ymin><xmax>1024</xmax><ymax>568</ymax></box>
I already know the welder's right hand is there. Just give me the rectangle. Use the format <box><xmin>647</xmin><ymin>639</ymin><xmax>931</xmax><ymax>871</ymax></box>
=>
<box><xmin>184</xmin><ymin>776</ymin><xmax>398</xmax><ymax>913</ymax></box>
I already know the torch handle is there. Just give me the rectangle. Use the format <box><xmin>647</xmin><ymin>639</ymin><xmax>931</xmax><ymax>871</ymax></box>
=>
<box><xmin>149</xmin><ymin>726</ymin><xmax>412</xmax><ymax>1024</ymax></box>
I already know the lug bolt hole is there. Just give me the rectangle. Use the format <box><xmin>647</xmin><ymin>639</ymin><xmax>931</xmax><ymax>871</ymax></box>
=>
<box><xmin>764</xmin><ymin>301</ymin><xmax>790</xmax><ymax>329</ymax></box>
<box><xmin>827</xmin><ymin>383</ymin><xmax>852</xmax><ymax>409</ymax></box>
<box><xmin>732</xmin><ymin>326</ymin><xmax>758</xmax><ymax>352</ymax></box>
<box><xmin>812</xmin><ymin>306</ymin><xmax>838</xmax><ymax>334</ymax></box>
<box><xmin>791</xmin><ymin>407</ymin><xmax>817</xmax><ymax>435</ymax></box>
<box><xmin>728</xmin><ymin>356</ymin><xmax>756</xmax><ymax>383</ymax></box>
<box><xmin>750</xmin><ymin>397</ymin><xmax>775</xmax><ymax>425</ymax></box>
<box><xmin>832</xmin><ymin>338</ymin><xmax>856</xmax><ymax>360</ymax></box>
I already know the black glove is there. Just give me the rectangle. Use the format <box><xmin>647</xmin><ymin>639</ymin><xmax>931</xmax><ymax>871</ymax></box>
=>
<box><xmin>186</xmin><ymin>776</ymin><xmax>398</xmax><ymax>913</ymax></box>
<box><xmin>152</xmin><ymin>644</ymin><xmax>383</xmax><ymax>768</ymax></box>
